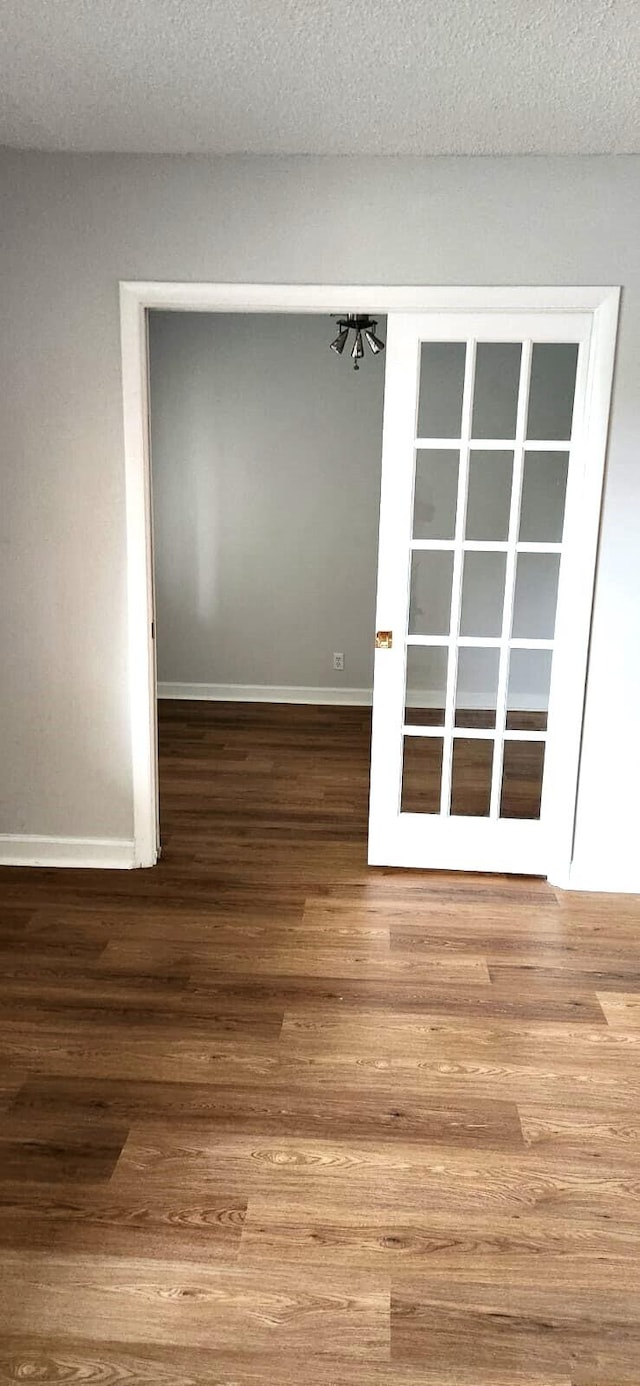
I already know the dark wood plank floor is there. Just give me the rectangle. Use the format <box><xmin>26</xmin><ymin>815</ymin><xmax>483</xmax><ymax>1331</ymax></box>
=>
<box><xmin>1</xmin><ymin>700</ymin><xmax>640</xmax><ymax>1384</ymax></box>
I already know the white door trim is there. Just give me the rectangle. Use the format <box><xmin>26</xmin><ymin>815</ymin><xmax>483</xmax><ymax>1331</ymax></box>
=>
<box><xmin>119</xmin><ymin>283</ymin><xmax>619</xmax><ymax>874</ymax></box>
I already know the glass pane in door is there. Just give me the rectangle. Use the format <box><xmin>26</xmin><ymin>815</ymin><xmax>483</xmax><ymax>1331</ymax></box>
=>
<box><xmin>451</xmin><ymin>738</ymin><xmax>494</xmax><ymax>816</ymax></box>
<box><xmin>409</xmin><ymin>551</ymin><xmax>454</xmax><ymax>636</ymax></box>
<box><xmin>417</xmin><ymin>342</ymin><xmax>466</xmax><ymax>438</ymax></box>
<box><xmin>519</xmin><ymin>452</ymin><xmax>569</xmax><ymax>542</ymax></box>
<box><xmin>401</xmin><ymin>736</ymin><xmax>443</xmax><ymax>813</ymax></box>
<box><xmin>512</xmin><ymin>553</ymin><xmax>560</xmax><ymax>640</ymax></box>
<box><xmin>466</xmin><ymin>450</ymin><xmax>513</xmax><ymax>541</ymax></box>
<box><xmin>454</xmin><ymin>646</ymin><xmax>500</xmax><ymax>729</ymax></box>
<box><xmin>506</xmin><ymin>648</ymin><xmax>552</xmax><ymax>731</ymax></box>
<box><xmin>471</xmin><ymin>342</ymin><xmax>522</xmax><ymax>439</ymax></box>
<box><xmin>460</xmin><ymin>552</ymin><xmax>507</xmax><ymax>637</ymax></box>
<box><xmin>526</xmin><ymin>343</ymin><xmax>578</xmax><ymax>441</ymax></box>
<box><xmin>500</xmin><ymin>740</ymin><xmax>546</xmax><ymax>819</ymax></box>
<box><xmin>405</xmin><ymin>645</ymin><xmax>447</xmax><ymax>726</ymax></box>
<box><xmin>413</xmin><ymin>450</ymin><xmax>459</xmax><ymax>540</ymax></box>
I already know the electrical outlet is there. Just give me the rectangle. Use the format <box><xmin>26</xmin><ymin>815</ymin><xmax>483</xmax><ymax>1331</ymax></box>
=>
<box><xmin>333</xmin><ymin>652</ymin><xmax>344</xmax><ymax>672</ymax></box>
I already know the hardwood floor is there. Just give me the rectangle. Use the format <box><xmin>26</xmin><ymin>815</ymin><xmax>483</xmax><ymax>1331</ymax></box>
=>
<box><xmin>0</xmin><ymin>700</ymin><xmax>640</xmax><ymax>1383</ymax></box>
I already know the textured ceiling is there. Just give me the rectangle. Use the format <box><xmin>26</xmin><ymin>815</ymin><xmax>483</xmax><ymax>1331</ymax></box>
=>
<box><xmin>1</xmin><ymin>0</ymin><xmax>639</xmax><ymax>155</ymax></box>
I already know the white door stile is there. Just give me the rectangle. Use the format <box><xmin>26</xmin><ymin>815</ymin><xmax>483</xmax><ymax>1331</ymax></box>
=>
<box><xmin>368</xmin><ymin>299</ymin><xmax>619</xmax><ymax>879</ymax></box>
<box><xmin>537</xmin><ymin>334</ymin><xmax>592</xmax><ymax>878</ymax></box>
<box><xmin>409</xmin><ymin>541</ymin><xmax>562</xmax><ymax>553</ymax></box>
<box><xmin>488</xmin><ymin>338</ymin><xmax>532</xmax><ymax>820</ymax></box>
<box><xmin>509</xmin><ymin>638</ymin><xmax>555</xmax><ymax>649</ymax></box>
<box><xmin>439</xmin><ymin>340</ymin><xmax>476</xmax><ymax>817</ymax></box>
<box><xmin>540</xmin><ymin>315</ymin><xmax>610</xmax><ymax>887</ymax></box>
<box><xmin>368</xmin><ymin>318</ymin><xmax>422</xmax><ymax>829</ymax></box>
<box><xmin>402</xmin><ymin>725</ymin><xmax>546</xmax><ymax>743</ymax></box>
<box><xmin>416</xmin><ymin>438</ymin><xmax>576</xmax><ymax>452</ymax></box>
<box><xmin>406</xmin><ymin>636</ymin><xmax>556</xmax><ymax>649</ymax></box>
<box><xmin>405</xmin><ymin>635</ymin><xmax>451</xmax><ymax>646</ymax></box>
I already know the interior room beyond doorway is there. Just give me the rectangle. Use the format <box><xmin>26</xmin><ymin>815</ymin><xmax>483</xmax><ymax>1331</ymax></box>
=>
<box><xmin>149</xmin><ymin>311</ymin><xmax>386</xmax><ymax>712</ymax></box>
<box><xmin>148</xmin><ymin>309</ymin><xmax>561</xmax><ymax>841</ymax></box>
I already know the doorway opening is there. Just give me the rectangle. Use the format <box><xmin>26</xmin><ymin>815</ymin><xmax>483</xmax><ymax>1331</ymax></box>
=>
<box><xmin>147</xmin><ymin>309</ymin><xmax>386</xmax><ymax>856</ymax></box>
<box><xmin>120</xmin><ymin>284</ymin><xmax>618</xmax><ymax>885</ymax></box>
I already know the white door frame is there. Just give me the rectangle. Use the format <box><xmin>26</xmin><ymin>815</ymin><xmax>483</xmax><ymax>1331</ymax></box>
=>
<box><xmin>119</xmin><ymin>283</ymin><xmax>619</xmax><ymax>876</ymax></box>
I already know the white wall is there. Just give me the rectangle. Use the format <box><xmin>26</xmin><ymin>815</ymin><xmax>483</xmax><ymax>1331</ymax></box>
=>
<box><xmin>148</xmin><ymin>311</ymin><xmax>385</xmax><ymax>693</ymax></box>
<box><xmin>1</xmin><ymin>151</ymin><xmax>639</xmax><ymax>887</ymax></box>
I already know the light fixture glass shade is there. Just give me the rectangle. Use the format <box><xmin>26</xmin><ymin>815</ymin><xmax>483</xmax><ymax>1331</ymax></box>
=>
<box><xmin>364</xmin><ymin>326</ymin><xmax>385</xmax><ymax>355</ymax></box>
<box><xmin>330</xmin><ymin>326</ymin><xmax>349</xmax><ymax>355</ymax></box>
<box><xmin>351</xmin><ymin>329</ymin><xmax>364</xmax><ymax>361</ymax></box>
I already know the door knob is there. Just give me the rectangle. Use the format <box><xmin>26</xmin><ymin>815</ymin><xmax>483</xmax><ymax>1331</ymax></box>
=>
<box><xmin>375</xmin><ymin>631</ymin><xmax>393</xmax><ymax>649</ymax></box>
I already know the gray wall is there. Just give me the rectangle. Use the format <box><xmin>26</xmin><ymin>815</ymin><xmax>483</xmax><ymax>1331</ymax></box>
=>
<box><xmin>148</xmin><ymin>311</ymin><xmax>385</xmax><ymax>691</ymax></box>
<box><xmin>1</xmin><ymin>151</ymin><xmax>639</xmax><ymax>884</ymax></box>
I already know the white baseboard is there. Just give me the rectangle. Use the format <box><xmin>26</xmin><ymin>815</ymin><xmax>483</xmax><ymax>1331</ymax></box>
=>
<box><xmin>157</xmin><ymin>682</ymin><xmax>549</xmax><ymax>712</ymax></box>
<box><xmin>157</xmin><ymin>681</ymin><xmax>373</xmax><ymax>705</ymax></box>
<box><xmin>0</xmin><ymin>835</ymin><xmax>137</xmax><ymax>869</ymax></box>
<box><xmin>558</xmin><ymin>865</ymin><xmax>640</xmax><ymax>895</ymax></box>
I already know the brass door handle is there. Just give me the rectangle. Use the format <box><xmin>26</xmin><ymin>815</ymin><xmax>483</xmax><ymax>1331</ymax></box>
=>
<box><xmin>375</xmin><ymin>631</ymin><xmax>393</xmax><ymax>649</ymax></box>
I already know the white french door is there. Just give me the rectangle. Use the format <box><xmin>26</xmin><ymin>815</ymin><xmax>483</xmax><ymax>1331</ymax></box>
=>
<box><xmin>368</xmin><ymin>306</ymin><xmax>612</xmax><ymax>878</ymax></box>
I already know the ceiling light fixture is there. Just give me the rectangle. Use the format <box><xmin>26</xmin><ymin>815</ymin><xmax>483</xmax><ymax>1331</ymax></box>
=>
<box><xmin>330</xmin><ymin>315</ymin><xmax>385</xmax><ymax>371</ymax></box>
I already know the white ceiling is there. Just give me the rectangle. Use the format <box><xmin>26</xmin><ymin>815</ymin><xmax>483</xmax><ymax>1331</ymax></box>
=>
<box><xmin>1</xmin><ymin>0</ymin><xmax>639</xmax><ymax>156</ymax></box>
